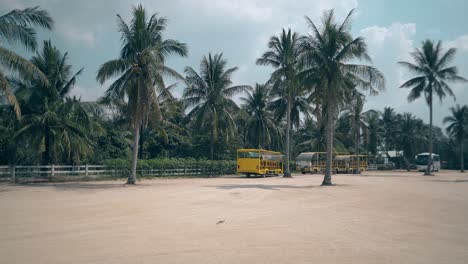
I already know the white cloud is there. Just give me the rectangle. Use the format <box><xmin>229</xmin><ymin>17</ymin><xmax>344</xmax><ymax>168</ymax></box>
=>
<box><xmin>446</xmin><ymin>35</ymin><xmax>468</xmax><ymax>52</ymax></box>
<box><xmin>58</xmin><ymin>25</ymin><xmax>96</xmax><ymax>48</ymax></box>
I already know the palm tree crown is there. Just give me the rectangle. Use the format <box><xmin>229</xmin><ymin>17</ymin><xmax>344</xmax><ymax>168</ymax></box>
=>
<box><xmin>0</xmin><ymin>6</ymin><xmax>54</xmax><ymax>118</ymax></box>
<box><xmin>184</xmin><ymin>53</ymin><xmax>249</xmax><ymax>160</ymax></box>
<box><xmin>240</xmin><ymin>83</ymin><xmax>282</xmax><ymax>149</ymax></box>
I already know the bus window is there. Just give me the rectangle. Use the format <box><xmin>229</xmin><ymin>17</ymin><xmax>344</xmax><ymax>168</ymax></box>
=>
<box><xmin>238</xmin><ymin>151</ymin><xmax>260</xmax><ymax>159</ymax></box>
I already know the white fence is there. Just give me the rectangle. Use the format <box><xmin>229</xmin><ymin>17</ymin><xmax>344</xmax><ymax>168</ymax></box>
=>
<box><xmin>0</xmin><ymin>164</ymin><xmax>224</xmax><ymax>182</ymax></box>
<box><xmin>0</xmin><ymin>165</ymin><xmax>106</xmax><ymax>182</ymax></box>
<box><xmin>367</xmin><ymin>164</ymin><xmax>378</xmax><ymax>171</ymax></box>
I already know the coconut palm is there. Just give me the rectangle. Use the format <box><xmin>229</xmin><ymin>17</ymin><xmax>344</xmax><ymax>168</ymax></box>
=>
<box><xmin>0</xmin><ymin>6</ymin><xmax>53</xmax><ymax>118</ymax></box>
<box><xmin>364</xmin><ymin>111</ymin><xmax>381</xmax><ymax>156</ymax></box>
<box><xmin>443</xmin><ymin>105</ymin><xmax>467</xmax><ymax>172</ymax></box>
<box><xmin>183</xmin><ymin>53</ymin><xmax>249</xmax><ymax>160</ymax></box>
<box><xmin>399</xmin><ymin>39</ymin><xmax>467</xmax><ymax>175</ymax></box>
<box><xmin>381</xmin><ymin>107</ymin><xmax>398</xmax><ymax>156</ymax></box>
<box><xmin>301</xmin><ymin>9</ymin><xmax>385</xmax><ymax>185</ymax></box>
<box><xmin>257</xmin><ymin>28</ymin><xmax>306</xmax><ymax>177</ymax></box>
<box><xmin>13</xmin><ymin>40</ymin><xmax>99</xmax><ymax>164</ymax></box>
<box><xmin>240</xmin><ymin>83</ymin><xmax>282</xmax><ymax>149</ymax></box>
<box><xmin>341</xmin><ymin>91</ymin><xmax>376</xmax><ymax>173</ymax></box>
<box><xmin>297</xmin><ymin>117</ymin><xmax>346</xmax><ymax>153</ymax></box>
<box><xmin>96</xmin><ymin>5</ymin><xmax>187</xmax><ymax>183</ymax></box>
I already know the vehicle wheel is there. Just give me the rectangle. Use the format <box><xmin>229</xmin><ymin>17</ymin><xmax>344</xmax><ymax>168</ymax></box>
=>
<box><xmin>246</xmin><ymin>173</ymin><xmax>251</xmax><ymax>178</ymax></box>
<box><xmin>262</xmin><ymin>174</ymin><xmax>266</xmax><ymax>178</ymax></box>
<box><xmin>301</xmin><ymin>171</ymin><xmax>306</xmax><ymax>174</ymax></box>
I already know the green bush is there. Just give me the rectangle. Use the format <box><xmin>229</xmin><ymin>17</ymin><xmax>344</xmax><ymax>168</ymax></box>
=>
<box><xmin>103</xmin><ymin>158</ymin><xmax>237</xmax><ymax>177</ymax></box>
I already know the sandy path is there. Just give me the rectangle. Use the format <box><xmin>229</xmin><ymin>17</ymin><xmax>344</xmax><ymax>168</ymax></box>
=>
<box><xmin>1</xmin><ymin>170</ymin><xmax>468</xmax><ymax>264</ymax></box>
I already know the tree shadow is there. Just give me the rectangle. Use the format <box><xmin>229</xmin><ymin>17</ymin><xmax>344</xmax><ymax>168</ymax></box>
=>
<box><xmin>427</xmin><ymin>179</ymin><xmax>468</xmax><ymax>183</ymax></box>
<box><xmin>205</xmin><ymin>184</ymin><xmax>348</xmax><ymax>191</ymax></box>
<box><xmin>17</xmin><ymin>182</ymin><xmax>130</xmax><ymax>190</ymax></box>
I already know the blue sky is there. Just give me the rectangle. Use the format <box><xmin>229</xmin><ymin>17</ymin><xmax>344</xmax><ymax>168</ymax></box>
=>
<box><xmin>2</xmin><ymin>0</ymin><xmax>468</xmax><ymax>126</ymax></box>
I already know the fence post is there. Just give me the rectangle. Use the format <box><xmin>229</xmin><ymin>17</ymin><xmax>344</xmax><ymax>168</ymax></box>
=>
<box><xmin>51</xmin><ymin>164</ymin><xmax>55</xmax><ymax>178</ymax></box>
<box><xmin>11</xmin><ymin>165</ymin><xmax>15</xmax><ymax>183</ymax></box>
<box><xmin>85</xmin><ymin>164</ymin><xmax>89</xmax><ymax>176</ymax></box>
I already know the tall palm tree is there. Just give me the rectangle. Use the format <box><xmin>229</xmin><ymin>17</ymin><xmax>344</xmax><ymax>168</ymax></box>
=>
<box><xmin>443</xmin><ymin>105</ymin><xmax>467</xmax><ymax>172</ymax></box>
<box><xmin>97</xmin><ymin>5</ymin><xmax>188</xmax><ymax>184</ymax></box>
<box><xmin>399</xmin><ymin>39</ymin><xmax>466</xmax><ymax>175</ymax></box>
<box><xmin>240</xmin><ymin>83</ymin><xmax>282</xmax><ymax>149</ymax></box>
<box><xmin>257</xmin><ymin>28</ymin><xmax>306</xmax><ymax>177</ymax></box>
<box><xmin>301</xmin><ymin>9</ymin><xmax>385</xmax><ymax>185</ymax></box>
<box><xmin>0</xmin><ymin>6</ymin><xmax>53</xmax><ymax>118</ymax></box>
<box><xmin>183</xmin><ymin>53</ymin><xmax>249</xmax><ymax>160</ymax></box>
<box><xmin>341</xmin><ymin>91</ymin><xmax>376</xmax><ymax>173</ymax></box>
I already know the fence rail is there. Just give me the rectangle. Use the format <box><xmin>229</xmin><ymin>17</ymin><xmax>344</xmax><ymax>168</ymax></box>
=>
<box><xmin>0</xmin><ymin>164</ymin><xmax>235</xmax><ymax>182</ymax></box>
<box><xmin>367</xmin><ymin>164</ymin><xmax>378</xmax><ymax>171</ymax></box>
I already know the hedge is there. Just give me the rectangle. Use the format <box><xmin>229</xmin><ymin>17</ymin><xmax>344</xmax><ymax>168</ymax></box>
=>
<box><xmin>103</xmin><ymin>158</ymin><xmax>237</xmax><ymax>177</ymax></box>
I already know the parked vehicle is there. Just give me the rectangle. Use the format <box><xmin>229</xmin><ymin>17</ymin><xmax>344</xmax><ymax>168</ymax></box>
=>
<box><xmin>237</xmin><ymin>149</ymin><xmax>283</xmax><ymax>177</ymax></box>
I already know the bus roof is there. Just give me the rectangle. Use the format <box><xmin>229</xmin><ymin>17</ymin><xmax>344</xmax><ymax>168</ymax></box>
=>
<box><xmin>237</xmin><ymin>149</ymin><xmax>282</xmax><ymax>155</ymax></box>
<box><xmin>416</xmin><ymin>153</ymin><xmax>439</xmax><ymax>156</ymax></box>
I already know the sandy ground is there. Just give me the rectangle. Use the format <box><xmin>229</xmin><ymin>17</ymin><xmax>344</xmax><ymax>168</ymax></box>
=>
<box><xmin>1</xmin><ymin>170</ymin><xmax>468</xmax><ymax>264</ymax></box>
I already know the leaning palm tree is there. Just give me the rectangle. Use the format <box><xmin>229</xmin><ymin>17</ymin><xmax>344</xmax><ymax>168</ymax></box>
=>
<box><xmin>240</xmin><ymin>83</ymin><xmax>282</xmax><ymax>149</ymax></box>
<box><xmin>399</xmin><ymin>39</ymin><xmax>466</xmax><ymax>175</ymax></box>
<box><xmin>183</xmin><ymin>53</ymin><xmax>249</xmax><ymax>160</ymax></box>
<box><xmin>443</xmin><ymin>105</ymin><xmax>467</xmax><ymax>172</ymax></box>
<box><xmin>96</xmin><ymin>5</ymin><xmax>188</xmax><ymax>184</ymax></box>
<box><xmin>0</xmin><ymin>6</ymin><xmax>53</xmax><ymax>118</ymax></box>
<box><xmin>257</xmin><ymin>28</ymin><xmax>306</xmax><ymax>177</ymax></box>
<box><xmin>301</xmin><ymin>9</ymin><xmax>385</xmax><ymax>185</ymax></box>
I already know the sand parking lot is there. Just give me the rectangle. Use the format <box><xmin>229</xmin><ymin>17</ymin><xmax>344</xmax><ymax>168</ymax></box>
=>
<box><xmin>1</xmin><ymin>170</ymin><xmax>468</xmax><ymax>263</ymax></box>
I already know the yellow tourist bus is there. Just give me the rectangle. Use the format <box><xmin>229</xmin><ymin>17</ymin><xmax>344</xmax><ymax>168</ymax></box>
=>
<box><xmin>334</xmin><ymin>154</ymin><xmax>368</xmax><ymax>173</ymax></box>
<box><xmin>295</xmin><ymin>152</ymin><xmax>326</xmax><ymax>174</ymax></box>
<box><xmin>237</xmin><ymin>149</ymin><xmax>283</xmax><ymax>177</ymax></box>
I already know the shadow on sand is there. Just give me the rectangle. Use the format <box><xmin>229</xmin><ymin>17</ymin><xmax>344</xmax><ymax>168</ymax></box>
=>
<box><xmin>205</xmin><ymin>183</ymin><xmax>348</xmax><ymax>191</ymax></box>
<box><xmin>17</xmin><ymin>182</ymin><xmax>129</xmax><ymax>190</ymax></box>
<box><xmin>427</xmin><ymin>179</ymin><xmax>468</xmax><ymax>183</ymax></box>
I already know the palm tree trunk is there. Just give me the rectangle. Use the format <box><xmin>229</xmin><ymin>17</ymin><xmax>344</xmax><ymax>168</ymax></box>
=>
<box><xmin>44</xmin><ymin>125</ymin><xmax>51</xmax><ymax>165</ymax></box>
<box><xmin>284</xmin><ymin>96</ymin><xmax>292</xmax><ymax>177</ymax></box>
<box><xmin>461</xmin><ymin>138</ymin><xmax>465</xmax><ymax>173</ymax></box>
<box><xmin>323</xmin><ymin>92</ymin><xmax>334</xmax><ymax>185</ymax></box>
<box><xmin>425</xmin><ymin>93</ymin><xmax>433</xmax><ymax>175</ymax></box>
<box><xmin>210</xmin><ymin>128</ymin><xmax>214</xmax><ymax>161</ymax></box>
<box><xmin>138</xmin><ymin>125</ymin><xmax>144</xmax><ymax>159</ymax></box>
<box><xmin>355</xmin><ymin>124</ymin><xmax>360</xmax><ymax>174</ymax></box>
<box><xmin>128</xmin><ymin>124</ymin><xmax>140</xmax><ymax>184</ymax></box>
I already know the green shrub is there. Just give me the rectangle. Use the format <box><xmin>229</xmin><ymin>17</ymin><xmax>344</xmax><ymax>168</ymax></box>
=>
<box><xmin>103</xmin><ymin>158</ymin><xmax>237</xmax><ymax>177</ymax></box>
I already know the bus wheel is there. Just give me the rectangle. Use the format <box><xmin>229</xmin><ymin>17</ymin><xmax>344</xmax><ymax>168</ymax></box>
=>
<box><xmin>246</xmin><ymin>173</ymin><xmax>251</xmax><ymax>178</ymax></box>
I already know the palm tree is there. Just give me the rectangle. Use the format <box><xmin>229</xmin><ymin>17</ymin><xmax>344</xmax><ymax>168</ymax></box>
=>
<box><xmin>341</xmin><ymin>91</ymin><xmax>376</xmax><ymax>173</ymax></box>
<box><xmin>364</xmin><ymin>111</ymin><xmax>382</xmax><ymax>157</ymax></box>
<box><xmin>399</xmin><ymin>39</ymin><xmax>466</xmax><ymax>175</ymax></box>
<box><xmin>183</xmin><ymin>53</ymin><xmax>249</xmax><ymax>160</ymax></box>
<box><xmin>381</xmin><ymin>107</ymin><xmax>397</xmax><ymax>157</ymax></box>
<box><xmin>301</xmin><ymin>9</ymin><xmax>385</xmax><ymax>185</ymax></box>
<box><xmin>240</xmin><ymin>83</ymin><xmax>282</xmax><ymax>149</ymax></box>
<box><xmin>96</xmin><ymin>5</ymin><xmax>188</xmax><ymax>184</ymax></box>
<box><xmin>297</xmin><ymin>117</ymin><xmax>346</xmax><ymax>153</ymax></box>
<box><xmin>0</xmin><ymin>6</ymin><xmax>53</xmax><ymax>118</ymax></box>
<box><xmin>13</xmin><ymin>40</ymin><xmax>99</xmax><ymax>165</ymax></box>
<box><xmin>443</xmin><ymin>105</ymin><xmax>467</xmax><ymax>172</ymax></box>
<box><xmin>397</xmin><ymin>113</ymin><xmax>423</xmax><ymax>169</ymax></box>
<box><xmin>257</xmin><ymin>28</ymin><xmax>306</xmax><ymax>177</ymax></box>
